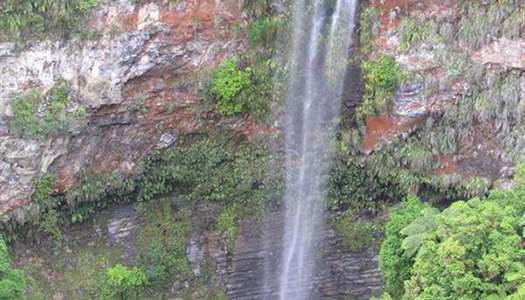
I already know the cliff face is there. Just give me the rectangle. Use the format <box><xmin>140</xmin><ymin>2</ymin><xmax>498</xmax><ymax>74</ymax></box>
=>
<box><xmin>0</xmin><ymin>0</ymin><xmax>254</xmax><ymax>221</ymax></box>
<box><xmin>3</xmin><ymin>0</ymin><xmax>525</xmax><ymax>299</ymax></box>
<box><xmin>212</xmin><ymin>209</ymin><xmax>383</xmax><ymax>300</ymax></box>
<box><xmin>359</xmin><ymin>0</ymin><xmax>524</xmax><ymax>184</ymax></box>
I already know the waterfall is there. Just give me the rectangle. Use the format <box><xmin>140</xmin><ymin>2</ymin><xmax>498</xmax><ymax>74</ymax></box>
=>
<box><xmin>278</xmin><ymin>0</ymin><xmax>358</xmax><ymax>299</ymax></box>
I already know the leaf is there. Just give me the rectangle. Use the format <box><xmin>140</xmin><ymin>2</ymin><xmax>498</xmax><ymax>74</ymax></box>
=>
<box><xmin>518</xmin><ymin>212</ymin><xmax>525</xmax><ymax>227</ymax></box>
<box><xmin>400</xmin><ymin>207</ymin><xmax>438</xmax><ymax>236</ymax></box>
<box><xmin>506</xmin><ymin>262</ymin><xmax>525</xmax><ymax>283</ymax></box>
<box><xmin>400</xmin><ymin>221</ymin><xmax>427</xmax><ymax>236</ymax></box>
<box><xmin>401</xmin><ymin>233</ymin><xmax>424</xmax><ymax>258</ymax></box>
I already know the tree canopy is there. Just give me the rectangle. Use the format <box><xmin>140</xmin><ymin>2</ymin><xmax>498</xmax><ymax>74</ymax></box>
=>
<box><xmin>380</xmin><ymin>184</ymin><xmax>525</xmax><ymax>299</ymax></box>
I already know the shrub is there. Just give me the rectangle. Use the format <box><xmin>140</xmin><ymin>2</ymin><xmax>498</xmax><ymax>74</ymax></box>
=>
<box><xmin>327</xmin><ymin>157</ymin><xmax>405</xmax><ymax>213</ymax></box>
<box><xmin>248</xmin><ymin>16</ymin><xmax>281</xmax><ymax>48</ymax></box>
<box><xmin>32</xmin><ymin>174</ymin><xmax>57</xmax><ymax>207</ymax></box>
<box><xmin>458</xmin><ymin>0</ymin><xmax>521</xmax><ymax>49</ymax></box>
<box><xmin>37</xmin><ymin>209</ymin><xmax>64</xmax><ymax>254</ymax></box>
<box><xmin>357</xmin><ymin>55</ymin><xmax>404</xmax><ymax>121</ymax></box>
<box><xmin>206</xmin><ymin>57</ymin><xmax>272</xmax><ymax>120</ymax></box>
<box><xmin>101</xmin><ymin>264</ymin><xmax>147</xmax><ymax>300</ymax></box>
<box><xmin>216</xmin><ymin>205</ymin><xmax>239</xmax><ymax>253</ymax></box>
<box><xmin>0</xmin><ymin>0</ymin><xmax>100</xmax><ymax>41</ymax></box>
<box><xmin>8</xmin><ymin>89</ymin><xmax>42</xmax><ymax>138</ymax></box>
<box><xmin>0</xmin><ymin>237</ymin><xmax>26</xmax><ymax>300</ymax></box>
<box><xmin>235</xmin><ymin>59</ymin><xmax>273</xmax><ymax>121</ymax></box>
<box><xmin>64</xmin><ymin>172</ymin><xmax>132</xmax><ymax>224</ymax></box>
<box><xmin>135</xmin><ymin>201</ymin><xmax>191</xmax><ymax>284</ymax></box>
<box><xmin>332</xmin><ymin>212</ymin><xmax>382</xmax><ymax>252</ymax></box>
<box><xmin>404</xmin><ymin>196</ymin><xmax>525</xmax><ymax>299</ymax></box>
<box><xmin>379</xmin><ymin>197</ymin><xmax>427</xmax><ymax>299</ymax></box>
<box><xmin>208</xmin><ymin>58</ymin><xmax>252</xmax><ymax>116</ymax></box>
<box><xmin>396</xmin><ymin>17</ymin><xmax>433</xmax><ymax>51</ymax></box>
<box><xmin>359</xmin><ymin>6</ymin><xmax>381</xmax><ymax>54</ymax></box>
<box><xmin>381</xmin><ymin>184</ymin><xmax>525</xmax><ymax>299</ymax></box>
<box><xmin>137</xmin><ymin>135</ymin><xmax>284</xmax><ymax>207</ymax></box>
<box><xmin>8</xmin><ymin>80</ymin><xmax>86</xmax><ymax>140</ymax></box>
<box><xmin>397</xmin><ymin>142</ymin><xmax>433</xmax><ymax>174</ymax></box>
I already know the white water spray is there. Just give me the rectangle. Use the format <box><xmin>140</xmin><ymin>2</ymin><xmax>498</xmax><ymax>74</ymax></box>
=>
<box><xmin>278</xmin><ymin>0</ymin><xmax>358</xmax><ymax>299</ymax></box>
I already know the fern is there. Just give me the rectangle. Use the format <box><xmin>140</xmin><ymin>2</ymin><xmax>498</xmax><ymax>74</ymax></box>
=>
<box><xmin>400</xmin><ymin>207</ymin><xmax>439</xmax><ymax>257</ymax></box>
<box><xmin>0</xmin><ymin>0</ymin><xmax>100</xmax><ymax>41</ymax></box>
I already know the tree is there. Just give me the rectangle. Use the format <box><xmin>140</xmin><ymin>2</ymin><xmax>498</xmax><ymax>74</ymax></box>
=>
<box><xmin>379</xmin><ymin>182</ymin><xmax>525</xmax><ymax>299</ymax></box>
<box><xmin>379</xmin><ymin>196</ymin><xmax>427</xmax><ymax>298</ymax></box>
<box><xmin>404</xmin><ymin>197</ymin><xmax>525</xmax><ymax>299</ymax></box>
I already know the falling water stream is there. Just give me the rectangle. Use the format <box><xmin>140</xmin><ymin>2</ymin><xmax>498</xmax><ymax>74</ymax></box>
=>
<box><xmin>278</xmin><ymin>0</ymin><xmax>358</xmax><ymax>299</ymax></box>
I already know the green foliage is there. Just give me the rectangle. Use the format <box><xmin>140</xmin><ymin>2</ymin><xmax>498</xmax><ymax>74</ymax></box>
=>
<box><xmin>396</xmin><ymin>17</ymin><xmax>433</xmax><ymax>51</ymax></box>
<box><xmin>379</xmin><ymin>197</ymin><xmax>427</xmax><ymax>299</ymax></box>
<box><xmin>359</xmin><ymin>6</ymin><xmax>381</xmax><ymax>54</ymax></box>
<box><xmin>329</xmin><ymin>133</ymin><xmax>490</xmax><ymax>213</ymax></box>
<box><xmin>399</xmin><ymin>206</ymin><xmax>438</xmax><ymax>257</ymax></box>
<box><xmin>440</xmin><ymin>47</ymin><xmax>471</xmax><ymax>77</ymax></box>
<box><xmin>429</xmin><ymin>123</ymin><xmax>457</xmax><ymax>155</ymax></box>
<box><xmin>208</xmin><ymin>58</ymin><xmax>252</xmax><ymax>116</ymax></box>
<box><xmin>206</xmin><ymin>57</ymin><xmax>272</xmax><ymax>120</ymax></box>
<box><xmin>370</xmin><ymin>293</ymin><xmax>393</xmax><ymax>300</ymax></box>
<box><xmin>501</xmin><ymin>7</ymin><xmax>525</xmax><ymax>39</ymax></box>
<box><xmin>137</xmin><ymin>135</ymin><xmax>283</xmax><ymax>208</ymax></box>
<box><xmin>101</xmin><ymin>264</ymin><xmax>147</xmax><ymax>300</ymax></box>
<box><xmin>135</xmin><ymin>201</ymin><xmax>191</xmax><ymax>284</ymax></box>
<box><xmin>192</xmin><ymin>260</ymin><xmax>228</xmax><ymax>300</ymax></box>
<box><xmin>66</xmin><ymin>173</ymin><xmax>126</xmax><ymax>207</ymax></box>
<box><xmin>8</xmin><ymin>80</ymin><xmax>87</xmax><ymax>140</ymax></box>
<box><xmin>514</xmin><ymin>163</ymin><xmax>525</xmax><ymax>185</ymax></box>
<box><xmin>0</xmin><ymin>0</ymin><xmax>100</xmax><ymax>41</ymax></box>
<box><xmin>357</xmin><ymin>55</ymin><xmax>404</xmax><ymax>121</ymax></box>
<box><xmin>32</xmin><ymin>174</ymin><xmax>56</xmax><ymax>207</ymax></box>
<box><xmin>248</xmin><ymin>16</ymin><xmax>282</xmax><ymax>48</ymax></box>
<box><xmin>236</xmin><ymin>58</ymin><xmax>274</xmax><ymax>121</ymax></box>
<box><xmin>405</xmin><ymin>195</ymin><xmax>525</xmax><ymax>299</ymax></box>
<box><xmin>381</xmin><ymin>183</ymin><xmax>525</xmax><ymax>299</ymax></box>
<box><xmin>327</xmin><ymin>156</ymin><xmax>405</xmax><ymax>213</ymax></box>
<box><xmin>37</xmin><ymin>209</ymin><xmax>64</xmax><ymax>255</ymax></box>
<box><xmin>397</xmin><ymin>141</ymin><xmax>433</xmax><ymax>174</ymax></box>
<box><xmin>458</xmin><ymin>0</ymin><xmax>522</xmax><ymax>49</ymax></box>
<box><xmin>0</xmin><ymin>237</ymin><xmax>26</xmax><ymax>300</ymax></box>
<box><xmin>8</xmin><ymin>89</ymin><xmax>42</xmax><ymax>138</ymax></box>
<box><xmin>332</xmin><ymin>212</ymin><xmax>383</xmax><ymax>252</ymax></box>
<box><xmin>217</xmin><ymin>205</ymin><xmax>239</xmax><ymax>253</ymax></box>
<box><xmin>65</xmin><ymin>172</ymin><xmax>133</xmax><ymax>224</ymax></box>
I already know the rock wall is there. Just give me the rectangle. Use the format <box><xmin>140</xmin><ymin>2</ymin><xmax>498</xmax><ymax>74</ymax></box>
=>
<box><xmin>11</xmin><ymin>200</ymin><xmax>383</xmax><ymax>299</ymax></box>
<box><xmin>2</xmin><ymin>2</ymin><xmax>384</xmax><ymax>299</ymax></box>
<box><xmin>6</xmin><ymin>0</ymin><xmax>524</xmax><ymax>299</ymax></box>
<box><xmin>0</xmin><ymin>0</ymin><xmax>253</xmax><ymax>220</ymax></box>
<box><xmin>210</xmin><ymin>210</ymin><xmax>383</xmax><ymax>300</ymax></box>
<box><xmin>359</xmin><ymin>0</ymin><xmax>524</xmax><ymax>186</ymax></box>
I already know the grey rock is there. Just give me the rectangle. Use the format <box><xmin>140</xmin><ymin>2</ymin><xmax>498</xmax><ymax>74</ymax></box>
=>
<box><xmin>209</xmin><ymin>209</ymin><xmax>383</xmax><ymax>300</ymax></box>
<box><xmin>0</xmin><ymin>43</ymin><xmax>15</xmax><ymax>58</ymax></box>
<box><xmin>0</xmin><ymin>0</ymin><xmax>247</xmax><ymax>218</ymax></box>
<box><xmin>473</xmin><ymin>38</ymin><xmax>525</xmax><ymax>70</ymax></box>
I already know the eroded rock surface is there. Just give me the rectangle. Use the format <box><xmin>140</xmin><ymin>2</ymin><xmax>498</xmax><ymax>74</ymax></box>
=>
<box><xmin>0</xmin><ymin>0</ymin><xmax>249</xmax><ymax>219</ymax></box>
<box><xmin>209</xmin><ymin>210</ymin><xmax>383</xmax><ymax>300</ymax></box>
<box><xmin>362</xmin><ymin>0</ymin><xmax>524</xmax><ymax>181</ymax></box>
<box><xmin>473</xmin><ymin>39</ymin><xmax>525</xmax><ymax>70</ymax></box>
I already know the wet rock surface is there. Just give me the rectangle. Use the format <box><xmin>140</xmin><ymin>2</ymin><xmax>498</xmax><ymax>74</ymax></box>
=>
<box><xmin>473</xmin><ymin>39</ymin><xmax>525</xmax><ymax>70</ymax></box>
<box><xmin>11</xmin><ymin>202</ymin><xmax>383</xmax><ymax>299</ymax></box>
<box><xmin>210</xmin><ymin>209</ymin><xmax>383</xmax><ymax>300</ymax></box>
<box><xmin>362</xmin><ymin>0</ymin><xmax>524</xmax><ymax>182</ymax></box>
<box><xmin>0</xmin><ymin>0</ymin><xmax>250</xmax><ymax>219</ymax></box>
<box><xmin>106</xmin><ymin>205</ymin><xmax>139</xmax><ymax>261</ymax></box>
